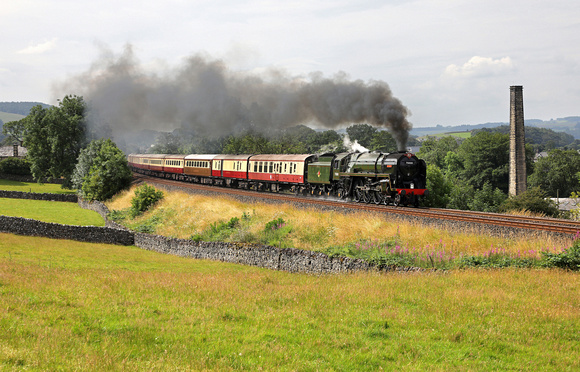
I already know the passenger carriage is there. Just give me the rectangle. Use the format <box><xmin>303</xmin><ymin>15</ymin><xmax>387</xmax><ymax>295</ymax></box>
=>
<box><xmin>162</xmin><ymin>155</ymin><xmax>186</xmax><ymax>180</ymax></box>
<box><xmin>248</xmin><ymin>154</ymin><xmax>316</xmax><ymax>192</ymax></box>
<box><xmin>212</xmin><ymin>154</ymin><xmax>252</xmax><ymax>187</ymax></box>
<box><xmin>184</xmin><ymin>154</ymin><xmax>218</xmax><ymax>184</ymax></box>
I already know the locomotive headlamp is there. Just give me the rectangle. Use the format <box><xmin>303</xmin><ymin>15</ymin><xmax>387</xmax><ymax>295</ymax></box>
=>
<box><xmin>410</xmin><ymin>183</ymin><xmax>414</xmax><ymax>189</ymax></box>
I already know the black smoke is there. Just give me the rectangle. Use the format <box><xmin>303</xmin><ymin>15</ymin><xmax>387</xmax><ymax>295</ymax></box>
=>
<box><xmin>54</xmin><ymin>44</ymin><xmax>412</xmax><ymax>150</ymax></box>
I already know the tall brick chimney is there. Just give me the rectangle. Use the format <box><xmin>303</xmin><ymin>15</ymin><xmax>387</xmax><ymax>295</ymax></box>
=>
<box><xmin>509</xmin><ymin>85</ymin><xmax>526</xmax><ymax>196</ymax></box>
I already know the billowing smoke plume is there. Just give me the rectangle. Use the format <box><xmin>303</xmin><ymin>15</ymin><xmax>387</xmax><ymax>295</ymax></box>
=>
<box><xmin>55</xmin><ymin>45</ymin><xmax>412</xmax><ymax>150</ymax></box>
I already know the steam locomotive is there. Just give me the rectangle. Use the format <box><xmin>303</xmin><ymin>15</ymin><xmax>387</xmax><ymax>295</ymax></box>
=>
<box><xmin>128</xmin><ymin>151</ymin><xmax>428</xmax><ymax>207</ymax></box>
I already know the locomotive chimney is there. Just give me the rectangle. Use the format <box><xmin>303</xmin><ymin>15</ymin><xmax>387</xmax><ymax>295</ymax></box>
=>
<box><xmin>509</xmin><ymin>85</ymin><xmax>526</xmax><ymax>196</ymax></box>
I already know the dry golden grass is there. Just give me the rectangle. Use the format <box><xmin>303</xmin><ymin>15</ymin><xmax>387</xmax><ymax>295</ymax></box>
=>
<box><xmin>107</xmin><ymin>184</ymin><xmax>574</xmax><ymax>256</ymax></box>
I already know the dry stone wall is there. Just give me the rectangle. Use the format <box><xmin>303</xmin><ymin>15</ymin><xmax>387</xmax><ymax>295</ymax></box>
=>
<box><xmin>0</xmin><ymin>190</ymin><xmax>77</xmax><ymax>202</ymax></box>
<box><xmin>0</xmin><ymin>215</ymin><xmax>134</xmax><ymax>245</ymax></box>
<box><xmin>0</xmin><ymin>190</ymin><xmax>378</xmax><ymax>274</ymax></box>
<box><xmin>134</xmin><ymin>233</ymin><xmax>374</xmax><ymax>274</ymax></box>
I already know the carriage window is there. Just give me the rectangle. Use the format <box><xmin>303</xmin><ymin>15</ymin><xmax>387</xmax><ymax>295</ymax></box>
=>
<box><xmin>259</xmin><ymin>162</ymin><xmax>262</xmax><ymax>172</ymax></box>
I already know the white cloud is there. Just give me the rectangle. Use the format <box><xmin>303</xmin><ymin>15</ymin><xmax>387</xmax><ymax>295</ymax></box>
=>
<box><xmin>444</xmin><ymin>56</ymin><xmax>514</xmax><ymax>78</ymax></box>
<box><xmin>17</xmin><ymin>38</ymin><xmax>58</xmax><ymax>55</ymax></box>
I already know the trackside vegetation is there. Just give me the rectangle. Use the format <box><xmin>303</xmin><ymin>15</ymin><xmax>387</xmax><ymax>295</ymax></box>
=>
<box><xmin>107</xmin><ymin>184</ymin><xmax>578</xmax><ymax>271</ymax></box>
<box><xmin>1</xmin><ymin>233</ymin><xmax>579</xmax><ymax>370</ymax></box>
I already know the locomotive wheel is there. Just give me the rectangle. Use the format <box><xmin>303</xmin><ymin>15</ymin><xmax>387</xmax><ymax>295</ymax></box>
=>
<box><xmin>414</xmin><ymin>196</ymin><xmax>420</xmax><ymax>208</ymax></box>
<box><xmin>362</xmin><ymin>190</ymin><xmax>371</xmax><ymax>204</ymax></box>
<box><xmin>373</xmin><ymin>191</ymin><xmax>382</xmax><ymax>205</ymax></box>
<box><xmin>325</xmin><ymin>185</ymin><xmax>332</xmax><ymax>196</ymax></box>
<box><xmin>337</xmin><ymin>187</ymin><xmax>345</xmax><ymax>199</ymax></box>
<box><xmin>393</xmin><ymin>194</ymin><xmax>401</xmax><ymax>207</ymax></box>
<box><xmin>353</xmin><ymin>188</ymin><xmax>362</xmax><ymax>202</ymax></box>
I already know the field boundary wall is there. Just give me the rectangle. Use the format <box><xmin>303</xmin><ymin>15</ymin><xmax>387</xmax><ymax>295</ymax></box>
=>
<box><xmin>0</xmin><ymin>173</ymin><xmax>65</xmax><ymax>184</ymax></box>
<box><xmin>0</xmin><ymin>192</ymin><xmax>381</xmax><ymax>274</ymax></box>
<box><xmin>0</xmin><ymin>215</ymin><xmax>134</xmax><ymax>245</ymax></box>
<box><xmin>0</xmin><ymin>190</ymin><xmax>78</xmax><ymax>202</ymax></box>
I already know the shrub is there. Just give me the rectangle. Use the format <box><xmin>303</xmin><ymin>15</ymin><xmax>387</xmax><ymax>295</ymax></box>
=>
<box><xmin>0</xmin><ymin>157</ymin><xmax>31</xmax><ymax>176</ymax></box>
<box><xmin>500</xmin><ymin>187</ymin><xmax>560</xmax><ymax>218</ymax></box>
<box><xmin>131</xmin><ymin>184</ymin><xmax>164</xmax><ymax>217</ymax></box>
<box><xmin>541</xmin><ymin>238</ymin><xmax>580</xmax><ymax>270</ymax></box>
<box><xmin>190</xmin><ymin>217</ymin><xmax>242</xmax><ymax>242</ymax></box>
<box><xmin>263</xmin><ymin>217</ymin><xmax>292</xmax><ymax>247</ymax></box>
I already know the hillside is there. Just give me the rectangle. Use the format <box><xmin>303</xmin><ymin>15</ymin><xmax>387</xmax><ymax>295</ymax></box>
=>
<box><xmin>0</xmin><ymin>111</ymin><xmax>25</xmax><ymax>123</ymax></box>
<box><xmin>0</xmin><ymin>101</ymin><xmax>51</xmax><ymax>116</ymax></box>
<box><xmin>411</xmin><ymin>116</ymin><xmax>580</xmax><ymax>139</ymax></box>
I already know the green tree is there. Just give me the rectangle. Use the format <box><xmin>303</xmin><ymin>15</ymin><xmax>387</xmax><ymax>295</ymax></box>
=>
<box><xmin>500</xmin><ymin>187</ymin><xmax>560</xmax><ymax>217</ymax></box>
<box><xmin>24</xmin><ymin>95</ymin><xmax>86</xmax><ymax>187</ymax></box>
<box><xmin>72</xmin><ymin>138</ymin><xmax>132</xmax><ymax>201</ymax></box>
<box><xmin>528</xmin><ymin>149</ymin><xmax>580</xmax><ymax>197</ymax></box>
<box><xmin>150</xmin><ymin>132</ymin><xmax>183</xmax><ymax>154</ymax></box>
<box><xmin>346</xmin><ymin>124</ymin><xmax>376</xmax><ymax>148</ymax></box>
<box><xmin>417</xmin><ymin>136</ymin><xmax>460</xmax><ymax>170</ymax></box>
<box><xmin>447</xmin><ymin>179</ymin><xmax>473</xmax><ymax>210</ymax></box>
<box><xmin>1</xmin><ymin>118</ymin><xmax>27</xmax><ymax>145</ymax></box>
<box><xmin>455</xmin><ymin>131</ymin><xmax>510</xmax><ymax>193</ymax></box>
<box><xmin>422</xmin><ymin>164</ymin><xmax>451</xmax><ymax>208</ymax></box>
<box><xmin>370</xmin><ymin>130</ymin><xmax>397</xmax><ymax>153</ymax></box>
<box><xmin>468</xmin><ymin>181</ymin><xmax>507</xmax><ymax>212</ymax></box>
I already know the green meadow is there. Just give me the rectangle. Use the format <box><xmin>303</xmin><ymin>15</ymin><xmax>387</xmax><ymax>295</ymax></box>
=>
<box><xmin>0</xmin><ymin>179</ymin><xmax>76</xmax><ymax>194</ymax></box>
<box><xmin>0</xmin><ymin>198</ymin><xmax>104</xmax><ymax>226</ymax></box>
<box><xmin>1</xmin><ymin>179</ymin><xmax>579</xmax><ymax>370</ymax></box>
<box><xmin>1</xmin><ymin>233</ymin><xmax>578</xmax><ymax>371</ymax></box>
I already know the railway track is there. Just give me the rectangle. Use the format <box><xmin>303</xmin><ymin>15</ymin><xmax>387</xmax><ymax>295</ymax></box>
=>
<box><xmin>134</xmin><ymin>173</ymin><xmax>579</xmax><ymax>236</ymax></box>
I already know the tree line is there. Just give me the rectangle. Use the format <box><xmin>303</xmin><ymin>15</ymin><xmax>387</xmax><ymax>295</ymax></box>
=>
<box><xmin>146</xmin><ymin>123</ymin><xmax>408</xmax><ymax>155</ymax></box>
<box><xmin>418</xmin><ymin>133</ymin><xmax>580</xmax><ymax>217</ymax></box>
<box><xmin>1</xmin><ymin>96</ymin><xmax>131</xmax><ymax>201</ymax></box>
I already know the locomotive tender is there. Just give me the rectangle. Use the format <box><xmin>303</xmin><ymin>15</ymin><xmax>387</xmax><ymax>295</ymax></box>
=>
<box><xmin>128</xmin><ymin>151</ymin><xmax>428</xmax><ymax>206</ymax></box>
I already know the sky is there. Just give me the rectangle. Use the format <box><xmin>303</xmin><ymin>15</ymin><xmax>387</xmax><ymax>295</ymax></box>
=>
<box><xmin>1</xmin><ymin>0</ymin><xmax>579</xmax><ymax>129</ymax></box>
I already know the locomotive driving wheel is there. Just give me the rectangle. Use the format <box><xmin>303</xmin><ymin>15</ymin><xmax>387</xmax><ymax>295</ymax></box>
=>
<box><xmin>393</xmin><ymin>194</ymin><xmax>401</xmax><ymax>207</ymax></box>
<box><xmin>362</xmin><ymin>190</ymin><xmax>371</xmax><ymax>204</ymax></box>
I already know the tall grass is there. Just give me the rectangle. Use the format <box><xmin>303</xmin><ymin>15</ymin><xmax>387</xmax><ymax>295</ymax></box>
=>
<box><xmin>1</xmin><ymin>233</ymin><xmax>579</xmax><ymax>370</ymax></box>
<box><xmin>107</xmin><ymin>185</ymin><xmax>574</xmax><ymax>261</ymax></box>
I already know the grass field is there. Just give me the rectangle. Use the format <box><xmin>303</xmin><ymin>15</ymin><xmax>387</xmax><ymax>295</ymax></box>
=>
<box><xmin>0</xmin><ymin>198</ymin><xmax>104</xmax><ymax>226</ymax></box>
<box><xmin>0</xmin><ymin>233</ymin><xmax>578</xmax><ymax>370</ymax></box>
<box><xmin>0</xmin><ymin>179</ymin><xmax>76</xmax><ymax>194</ymax></box>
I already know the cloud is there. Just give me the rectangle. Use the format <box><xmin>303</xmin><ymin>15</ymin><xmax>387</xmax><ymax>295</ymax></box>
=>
<box><xmin>444</xmin><ymin>56</ymin><xmax>514</xmax><ymax>78</ymax></box>
<box><xmin>17</xmin><ymin>38</ymin><xmax>58</xmax><ymax>55</ymax></box>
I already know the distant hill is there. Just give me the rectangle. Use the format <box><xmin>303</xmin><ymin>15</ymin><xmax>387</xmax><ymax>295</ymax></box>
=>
<box><xmin>0</xmin><ymin>101</ymin><xmax>51</xmax><ymax>117</ymax></box>
<box><xmin>411</xmin><ymin>116</ymin><xmax>580</xmax><ymax>139</ymax></box>
<box><xmin>0</xmin><ymin>111</ymin><xmax>25</xmax><ymax>124</ymax></box>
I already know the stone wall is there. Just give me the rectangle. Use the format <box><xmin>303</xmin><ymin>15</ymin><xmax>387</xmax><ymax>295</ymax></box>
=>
<box><xmin>0</xmin><ymin>173</ymin><xmax>65</xmax><ymax>184</ymax></box>
<box><xmin>134</xmin><ymin>233</ymin><xmax>375</xmax><ymax>274</ymax></box>
<box><xmin>0</xmin><ymin>215</ymin><xmax>134</xmax><ymax>245</ymax></box>
<box><xmin>0</xmin><ymin>190</ymin><xmax>78</xmax><ymax>202</ymax></box>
